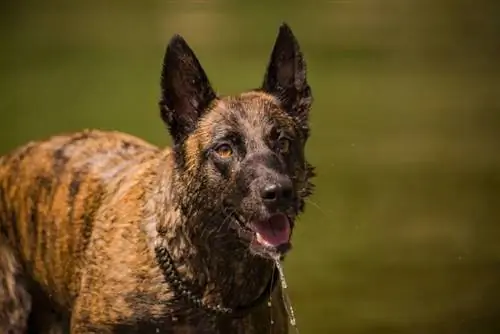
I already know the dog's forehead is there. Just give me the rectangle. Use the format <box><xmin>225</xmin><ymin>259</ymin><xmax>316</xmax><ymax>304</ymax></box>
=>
<box><xmin>205</xmin><ymin>92</ymin><xmax>293</xmax><ymax>135</ymax></box>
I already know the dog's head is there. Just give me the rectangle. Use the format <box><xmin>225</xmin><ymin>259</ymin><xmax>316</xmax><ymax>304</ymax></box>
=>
<box><xmin>160</xmin><ymin>23</ymin><xmax>314</xmax><ymax>259</ymax></box>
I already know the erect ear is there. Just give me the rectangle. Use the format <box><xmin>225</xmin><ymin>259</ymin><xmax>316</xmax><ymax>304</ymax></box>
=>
<box><xmin>159</xmin><ymin>34</ymin><xmax>217</xmax><ymax>143</ymax></box>
<box><xmin>262</xmin><ymin>23</ymin><xmax>313</xmax><ymax>137</ymax></box>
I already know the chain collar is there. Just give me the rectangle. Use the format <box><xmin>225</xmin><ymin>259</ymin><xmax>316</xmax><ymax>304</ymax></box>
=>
<box><xmin>154</xmin><ymin>239</ymin><xmax>279</xmax><ymax>318</ymax></box>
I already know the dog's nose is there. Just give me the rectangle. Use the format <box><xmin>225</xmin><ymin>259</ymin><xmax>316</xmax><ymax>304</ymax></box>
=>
<box><xmin>261</xmin><ymin>179</ymin><xmax>293</xmax><ymax>207</ymax></box>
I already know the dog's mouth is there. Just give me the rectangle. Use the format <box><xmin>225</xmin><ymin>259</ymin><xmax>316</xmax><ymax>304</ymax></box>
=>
<box><xmin>229</xmin><ymin>211</ymin><xmax>292</xmax><ymax>255</ymax></box>
<box><xmin>251</xmin><ymin>214</ymin><xmax>291</xmax><ymax>248</ymax></box>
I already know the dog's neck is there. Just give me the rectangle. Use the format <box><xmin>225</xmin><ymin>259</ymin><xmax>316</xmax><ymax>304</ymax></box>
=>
<box><xmin>144</xmin><ymin>150</ymin><xmax>275</xmax><ymax>313</ymax></box>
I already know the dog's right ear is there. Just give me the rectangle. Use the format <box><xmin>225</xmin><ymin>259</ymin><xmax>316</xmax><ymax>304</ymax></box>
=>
<box><xmin>159</xmin><ymin>35</ymin><xmax>216</xmax><ymax>143</ymax></box>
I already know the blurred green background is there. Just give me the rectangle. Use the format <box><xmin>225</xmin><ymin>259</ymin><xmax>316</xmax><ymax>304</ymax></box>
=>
<box><xmin>1</xmin><ymin>1</ymin><xmax>499</xmax><ymax>333</ymax></box>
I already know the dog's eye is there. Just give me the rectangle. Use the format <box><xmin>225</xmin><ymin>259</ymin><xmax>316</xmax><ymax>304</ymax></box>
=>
<box><xmin>214</xmin><ymin>143</ymin><xmax>233</xmax><ymax>159</ymax></box>
<box><xmin>277</xmin><ymin>138</ymin><xmax>291</xmax><ymax>154</ymax></box>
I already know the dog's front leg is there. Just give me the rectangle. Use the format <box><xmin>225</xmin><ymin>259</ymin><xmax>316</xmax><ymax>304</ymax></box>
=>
<box><xmin>70</xmin><ymin>274</ymin><xmax>128</xmax><ymax>334</ymax></box>
<box><xmin>70</xmin><ymin>295</ymin><xmax>115</xmax><ymax>334</ymax></box>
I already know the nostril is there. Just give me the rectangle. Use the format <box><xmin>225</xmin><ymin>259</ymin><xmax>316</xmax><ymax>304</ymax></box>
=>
<box><xmin>261</xmin><ymin>184</ymin><xmax>278</xmax><ymax>201</ymax></box>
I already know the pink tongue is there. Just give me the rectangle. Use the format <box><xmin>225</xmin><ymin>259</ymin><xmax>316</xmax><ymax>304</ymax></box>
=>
<box><xmin>253</xmin><ymin>214</ymin><xmax>291</xmax><ymax>247</ymax></box>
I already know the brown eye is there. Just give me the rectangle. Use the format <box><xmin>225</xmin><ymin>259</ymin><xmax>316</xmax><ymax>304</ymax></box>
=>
<box><xmin>215</xmin><ymin>143</ymin><xmax>233</xmax><ymax>159</ymax></box>
<box><xmin>278</xmin><ymin>138</ymin><xmax>291</xmax><ymax>154</ymax></box>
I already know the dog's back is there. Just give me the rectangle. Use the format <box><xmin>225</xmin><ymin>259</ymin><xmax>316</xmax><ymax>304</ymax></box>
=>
<box><xmin>0</xmin><ymin>129</ymin><xmax>159</xmax><ymax>332</ymax></box>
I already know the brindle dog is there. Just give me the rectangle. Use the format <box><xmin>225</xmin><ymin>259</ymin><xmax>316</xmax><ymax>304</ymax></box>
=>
<box><xmin>0</xmin><ymin>23</ymin><xmax>314</xmax><ymax>333</ymax></box>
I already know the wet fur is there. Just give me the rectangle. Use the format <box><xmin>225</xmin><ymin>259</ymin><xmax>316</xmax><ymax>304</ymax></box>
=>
<box><xmin>0</xmin><ymin>23</ymin><xmax>314</xmax><ymax>333</ymax></box>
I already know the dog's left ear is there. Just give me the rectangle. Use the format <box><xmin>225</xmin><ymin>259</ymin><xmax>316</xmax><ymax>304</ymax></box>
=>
<box><xmin>262</xmin><ymin>23</ymin><xmax>312</xmax><ymax>136</ymax></box>
<box><xmin>159</xmin><ymin>34</ymin><xmax>217</xmax><ymax>144</ymax></box>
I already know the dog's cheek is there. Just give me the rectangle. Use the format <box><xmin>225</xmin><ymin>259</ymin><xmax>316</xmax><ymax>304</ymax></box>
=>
<box><xmin>227</xmin><ymin>166</ymin><xmax>251</xmax><ymax>212</ymax></box>
<box><xmin>212</xmin><ymin>158</ymin><xmax>232</xmax><ymax>180</ymax></box>
<box><xmin>205</xmin><ymin>160</ymin><xmax>235</xmax><ymax>203</ymax></box>
<box><xmin>283</xmin><ymin>146</ymin><xmax>303</xmax><ymax>188</ymax></box>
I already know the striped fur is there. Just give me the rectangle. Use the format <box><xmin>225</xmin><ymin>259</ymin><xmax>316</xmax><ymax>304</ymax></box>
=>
<box><xmin>0</xmin><ymin>23</ymin><xmax>314</xmax><ymax>333</ymax></box>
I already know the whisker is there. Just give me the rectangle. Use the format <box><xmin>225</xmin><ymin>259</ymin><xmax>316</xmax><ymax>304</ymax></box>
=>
<box><xmin>305</xmin><ymin>198</ymin><xmax>333</xmax><ymax>220</ymax></box>
<box><xmin>217</xmin><ymin>211</ymin><xmax>233</xmax><ymax>234</ymax></box>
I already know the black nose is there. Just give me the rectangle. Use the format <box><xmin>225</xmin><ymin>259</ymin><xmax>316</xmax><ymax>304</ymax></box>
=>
<box><xmin>261</xmin><ymin>179</ymin><xmax>293</xmax><ymax>207</ymax></box>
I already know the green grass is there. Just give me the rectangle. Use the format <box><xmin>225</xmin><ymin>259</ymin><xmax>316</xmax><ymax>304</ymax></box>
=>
<box><xmin>1</xmin><ymin>1</ymin><xmax>499</xmax><ymax>333</ymax></box>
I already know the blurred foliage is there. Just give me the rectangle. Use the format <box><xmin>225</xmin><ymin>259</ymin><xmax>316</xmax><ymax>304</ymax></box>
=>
<box><xmin>1</xmin><ymin>1</ymin><xmax>499</xmax><ymax>333</ymax></box>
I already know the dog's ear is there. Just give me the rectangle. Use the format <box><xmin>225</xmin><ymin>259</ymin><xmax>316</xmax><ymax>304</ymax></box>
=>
<box><xmin>159</xmin><ymin>35</ymin><xmax>216</xmax><ymax>143</ymax></box>
<box><xmin>262</xmin><ymin>23</ymin><xmax>312</xmax><ymax>136</ymax></box>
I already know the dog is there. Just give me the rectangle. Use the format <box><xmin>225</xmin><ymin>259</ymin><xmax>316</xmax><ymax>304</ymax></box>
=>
<box><xmin>0</xmin><ymin>22</ymin><xmax>314</xmax><ymax>333</ymax></box>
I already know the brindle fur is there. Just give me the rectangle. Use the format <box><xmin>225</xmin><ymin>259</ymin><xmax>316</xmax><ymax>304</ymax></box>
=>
<box><xmin>0</xmin><ymin>23</ymin><xmax>314</xmax><ymax>333</ymax></box>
